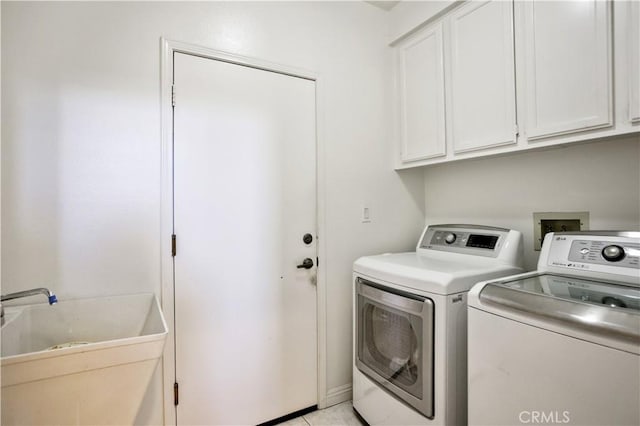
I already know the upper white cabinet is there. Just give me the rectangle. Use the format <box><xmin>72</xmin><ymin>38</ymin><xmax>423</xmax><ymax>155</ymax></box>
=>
<box><xmin>449</xmin><ymin>0</ymin><xmax>517</xmax><ymax>153</ymax></box>
<box><xmin>629</xmin><ymin>1</ymin><xmax>640</xmax><ymax>123</ymax></box>
<box><xmin>521</xmin><ymin>0</ymin><xmax>612</xmax><ymax>140</ymax></box>
<box><xmin>394</xmin><ymin>0</ymin><xmax>637</xmax><ymax>169</ymax></box>
<box><xmin>397</xmin><ymin>22</ymin><xmax>446</xmax><ymax>162</ymax></box>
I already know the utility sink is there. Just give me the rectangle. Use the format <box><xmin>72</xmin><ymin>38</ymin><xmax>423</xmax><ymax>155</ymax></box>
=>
<box><xmin>1</xmin><ymin>293</ymin><xmax>168</xmax><ymax>425</ymax></box>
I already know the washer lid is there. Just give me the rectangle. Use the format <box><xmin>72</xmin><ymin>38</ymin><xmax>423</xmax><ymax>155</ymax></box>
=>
<box><xmin>495</xmin><ymin>273</ymin><xmax>640</xmax><ymax>312</ymax></box>
<box><xmin>475</xmin><ymin>273</ymin><xmax>640</xmax><ymax>352</ymax></box>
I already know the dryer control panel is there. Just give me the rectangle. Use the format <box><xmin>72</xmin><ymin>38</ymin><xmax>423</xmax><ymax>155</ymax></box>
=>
<box><xmin>428</xmin><ymin>230</ymin><xmax>499</xmax><ymax>250</ymax></box>
<box><xmin>417</xmin><ymin>224</ymin><xmax>522</xmax><ymax>261</ymax></box>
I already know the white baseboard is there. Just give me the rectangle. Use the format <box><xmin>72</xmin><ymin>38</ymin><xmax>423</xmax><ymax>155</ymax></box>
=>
<box><xmin>324</xmin><ymin>383</ymin><xmax>352</xmax><ymax>407</ymax></box>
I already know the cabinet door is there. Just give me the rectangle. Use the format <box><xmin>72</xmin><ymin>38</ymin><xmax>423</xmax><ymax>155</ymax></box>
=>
<box><xmin>629</xmin><ymin>1</ymin><xmax>640</xmax><ymax>123</ymax></box>
<box><xmin>522</xmin><ymin>0</ymin><xmax>612</xmax><ymax>140</ymax></box>
<box><xmin>398</xmin><ymin>23</ymin><xmax>446</xmax><ymax>162</ymax></box>
<box><xmin>449</xmin><ymin>0</ymin><xmax>517</xmax><ymax>153</ymax></box>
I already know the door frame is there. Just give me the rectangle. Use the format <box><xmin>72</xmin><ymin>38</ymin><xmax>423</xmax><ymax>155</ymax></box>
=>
<box><xmin>159</xmin><ymin>38</ymin><xmax>328</xmax><ymax>424</ymax></box>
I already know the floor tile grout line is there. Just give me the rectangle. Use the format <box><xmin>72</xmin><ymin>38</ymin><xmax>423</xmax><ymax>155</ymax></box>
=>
<box><xmin>275</xmin><ymin>401</ymin><xmax>359</xmax><ymax>426</ymax></box>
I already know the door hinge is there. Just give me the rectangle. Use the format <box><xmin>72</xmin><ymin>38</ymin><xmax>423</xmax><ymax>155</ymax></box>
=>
<box><xmin>171</xmin><ymin>234</ymin><xmax>177</xmax><ymax>257</ymax></box>
<box><xmin>171</xmin><ymin>85</ymin><xmax>176</xmax><ymax>107</ymax></box>
<box><xmin>174</xmin><ymin>382</ymin><xmax>179</xmax><ymax>406</ymax></box>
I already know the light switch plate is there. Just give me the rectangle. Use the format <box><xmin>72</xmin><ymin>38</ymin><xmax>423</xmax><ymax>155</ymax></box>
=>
<box><xmin>533</xmin><ymin>212</ymin><xmax>589</xmax><ymax>251</ymax></box>
<box><xmin>362</xmin><ymin>205</ymin><xmax>371</xmax><ymax>223</ymax></box>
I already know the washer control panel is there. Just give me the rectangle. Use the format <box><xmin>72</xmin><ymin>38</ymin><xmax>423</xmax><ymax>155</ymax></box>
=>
<box><xmin>542</xmin><ymin>232</ymin><xmax>640</xmax><ymax>283</ymax></box>
<box><xmin>568</xmin><ymin>240</ymin><xmax>640</xmax><ymax>268</ymax></box>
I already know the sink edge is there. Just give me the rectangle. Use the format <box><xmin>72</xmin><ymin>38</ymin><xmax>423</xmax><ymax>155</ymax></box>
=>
<box><xmin>1</xmin><ymin>331</ymin><xmax>167</xmax><ymax>387</ymax></box>
<box><xmin>1</xmin><ymin>328</ymin><xmax>168</xmax><ymax>366</ymax></box>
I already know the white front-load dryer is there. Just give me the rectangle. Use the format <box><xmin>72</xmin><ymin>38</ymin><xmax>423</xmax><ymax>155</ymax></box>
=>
<box><xmin>352</xmin><ymin>224</ymin><xmax>524</xmax><ymax>426</ymax></box>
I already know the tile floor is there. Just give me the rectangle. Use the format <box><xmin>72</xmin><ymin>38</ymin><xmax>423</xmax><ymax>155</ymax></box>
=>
<box><xmin>276</xmin><ymin>401</ymin><xmax>365</xmax><ymax>426</ymax></box>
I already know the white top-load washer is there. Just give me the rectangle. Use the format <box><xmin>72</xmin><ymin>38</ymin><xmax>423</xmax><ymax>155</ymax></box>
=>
<box><xmin>468</xmin><ymin>231</ymin><xmax>640</xmax><ymax>426</ymax></box>
<box><xmin>353</xmin><ymin>224</ymin><xmax>524</xmax><ymax>426</ymax></box>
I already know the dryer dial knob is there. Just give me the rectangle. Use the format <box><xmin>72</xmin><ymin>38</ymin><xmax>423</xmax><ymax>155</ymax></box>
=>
<box><xmin>445</xmin><ymin>233</ymin><xmax>457</xmax><ymax>244</ymax></box>
<box><xmin>602</xmin><ymin>245</ymin><xmax>625</xmax><ymax>262</ymax></box>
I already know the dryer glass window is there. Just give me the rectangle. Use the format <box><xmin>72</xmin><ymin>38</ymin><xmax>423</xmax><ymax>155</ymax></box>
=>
<box><xmin>364</xmin><ymin>304</ymin><xmax>420</xmax><ymax>387</ymax></box>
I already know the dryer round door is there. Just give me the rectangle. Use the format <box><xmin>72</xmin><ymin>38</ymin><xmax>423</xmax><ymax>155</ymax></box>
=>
<box><xmin>355</xmin><ymin>278</ymin><xmax>434</xmax><ymax>418</ymax></box>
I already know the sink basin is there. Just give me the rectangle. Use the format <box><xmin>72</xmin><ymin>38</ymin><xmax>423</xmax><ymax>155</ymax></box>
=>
<box><xmin>1</xmin><ymin>293</ymin><xmax>168</xmax><ymax>425</ymax></box>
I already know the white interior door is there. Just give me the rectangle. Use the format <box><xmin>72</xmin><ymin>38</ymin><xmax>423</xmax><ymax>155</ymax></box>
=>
<box><xmin>172</xmin><ymin>52</ymin><xmax>318</xmax><ymax>425</ymax></box>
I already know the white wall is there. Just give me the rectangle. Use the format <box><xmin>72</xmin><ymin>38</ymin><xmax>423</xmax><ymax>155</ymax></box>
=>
<box><xmin>423</xmin><ymin>137</ymin><xmax>640</xmax><ymax>270</ymax></box>
<box><xmin>1</xmin><ymin>1</ymin><xmax>425</xmax><ymax>424</ymax></box>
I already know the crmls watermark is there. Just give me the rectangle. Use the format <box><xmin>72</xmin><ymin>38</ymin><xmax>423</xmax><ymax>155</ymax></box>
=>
<box><xmin>519</xmin><ymin>411</ymin><xmax>571</xmax><ymax>424</ymax></box>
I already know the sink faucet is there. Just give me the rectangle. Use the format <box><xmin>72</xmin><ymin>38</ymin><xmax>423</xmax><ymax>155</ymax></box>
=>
<box><xmin>1</xmin><ymin>288</ymin><xmax>57</xmax><ymax>326</ymax></box>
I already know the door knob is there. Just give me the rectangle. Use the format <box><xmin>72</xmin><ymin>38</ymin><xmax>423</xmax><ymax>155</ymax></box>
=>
<box><xmin>296</xmin><ymin>258</ymin><xmax>314</xmax><ymax>269</ymax></box>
